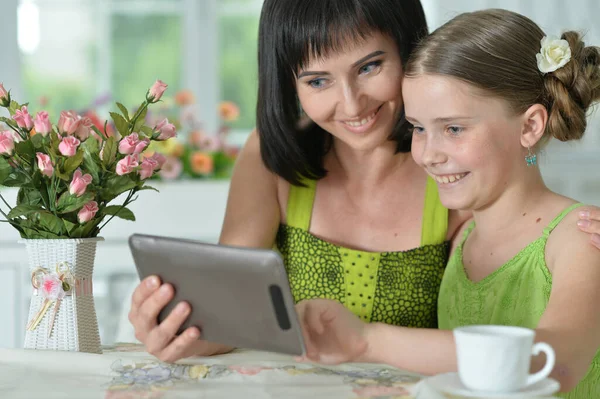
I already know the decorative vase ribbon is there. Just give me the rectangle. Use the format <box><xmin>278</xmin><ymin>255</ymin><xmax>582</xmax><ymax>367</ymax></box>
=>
<box><xmin>26</xmin><ymin>262</ymin><xmax>92</xmax><ymax>338</ymax></box>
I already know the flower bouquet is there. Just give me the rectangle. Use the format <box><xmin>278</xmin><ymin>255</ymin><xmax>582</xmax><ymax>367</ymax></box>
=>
<box><xmin>0</xmin><ymin>80</ymin><xmax>174</xmax><ymax>353</ymax></box>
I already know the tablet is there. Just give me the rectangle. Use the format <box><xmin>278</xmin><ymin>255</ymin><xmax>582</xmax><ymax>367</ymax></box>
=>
<box><xmin>128</xmin><ymin>233</ymin><xmax>306</xmax><ymax>356</ymax></box>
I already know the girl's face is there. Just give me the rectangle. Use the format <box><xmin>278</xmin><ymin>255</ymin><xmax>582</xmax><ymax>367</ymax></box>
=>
<box><xmin>404</xmin><ymin>74</ymin><xmax>527</xmax><ymax>211</ymax></box>
<box><xmin>295</xmin><ymin>32</ymin><xmax>404</xmax><ymax>152</ymax></box>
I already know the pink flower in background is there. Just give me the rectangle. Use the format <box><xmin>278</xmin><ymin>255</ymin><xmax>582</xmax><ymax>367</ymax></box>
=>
<box><xmin>57</xmin><ymin>110</ymin><xmax>81</xmax><ymax>136</ymax></box>
<box><xmin>147</xmin><ymin>80</ymin><xmax>168</xmax><ymax>103</ymax></box>
<box><xmin>33</xmin><ymin>111</ymin><xmax>52</xmax><ymax>136</ymax></box>
<box><xmin>0</xmin><ymin>83</ymin><xmax>9</xmax><ymax>106</ymax></box>
<box><xmin>74</xmin><ymin>116</ymin><xmax>93</xmax><ymax>141</ymax></box>
<box><xmin>13</xmin><ymin>106</ymin><xmax>34</xmax><ymax>130</ymax></box>
<box><xmin>118</xmin><ymin>133</ymin><xmax>149</xmax><ymax>155</ymax></box>
<box><xmin>139</xmin><ymin>157</ymin><xmax>159</xmax><ymax>180</ymax></box>
<box><xmin>0</xmin><ymin>130</ymin><xmax>15</xmax><ymax>155</ymax></box>
<box><xmin>77</xmin><ymin>201</ymin><xmax>99</xmax><ymax>224</ymax></box>
<box><xmin>158</xmin><ymin>156</ymin><xmax>182</xmax><ymax>180</ymax></box>
<box><xmin>69</xmin><ymin>169</ymin><xmax>93</xmax><ymax>197</ymax></box>
<box><xmin>155</xmin><ymin>118</ymin><xmax>176</xmax><ymax>141</ymax></box>
<box><xmin>40</xmin><ymin>274</ymin><xmax>66</xmax><ymax>301</ymax></box>
<box><xmin>218</xmin><ymin>101</ymin><xmax>240</xmax><ymax>122</ymax></box>
<box><xmin>36</xmin><ymin>152</ymin><xmax>54</xmax><ymax>177</ymax></box>
<box><xmin>148</xmin><ymin>152</ymin><xmax>166</xmax><ymax>169</ymax></box>
<box><xmin>58</xmin><ymin>136</ymin><xmax>81</xmax><ymax>157</ymax></box>
<box><xmin>116</xmin><ymin>154</ymin><xmax>139</xmax><ymax>176</ymax></box>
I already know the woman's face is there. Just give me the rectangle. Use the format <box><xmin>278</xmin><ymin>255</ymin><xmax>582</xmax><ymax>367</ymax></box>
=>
<box><xmin>295</xmin><ymin>32</ymin><xmax>404</xmax><ymax>152</ymax></box>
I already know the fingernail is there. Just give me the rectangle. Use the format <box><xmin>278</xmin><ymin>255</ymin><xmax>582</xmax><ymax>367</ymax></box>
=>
<box><xmin>592</xmin><ymin>234</ymin><xmax>600</xmax><ymax>246</ymax></box>
<box><xmin>175</xmin><ymin>303</ymin><xmax>188</xmax><ymax>315</ymax></box>
<box><xmin>159</xmin><ymin>284</ymin><xmax>171</xmax><ymax>297</ymax></box>
<box><xmin>579</xmin><ymin>210</ymin><xmax>591</xmax><ymax>219</ymax></box>
<box><xmin>188</xmin><ymin>328</ymin><xmax>200</xmax><ymax>339</ymax></box>
<box><xmin>578</xmin><ymin>220</ymin><xmax>591</xmax><ymax>229</ymax></box>
<box><xmin>146</xmin><ymin>276</ymin><xmax>159</xmax><ymax>289</ymax></box>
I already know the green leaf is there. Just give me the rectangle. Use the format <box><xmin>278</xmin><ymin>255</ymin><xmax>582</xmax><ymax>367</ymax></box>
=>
<box><xmin>37</xmin><ymin>211</ymin><xmax>65</xmax><ymax>235</ymax></box>
<box><xmin>81</xmin><ymin>219</ymin><xmax>101</xmax><ymax>237</ymax></box>
<box><xmin>63</xmin><ymin>219</ymin><xmax>77</xmax><ymax>235</ymax></box>
<box><xmin>102</xmin><ymin>137</ymin><xmax>118</xmax><ymax>168</ymax></box>
<box><xmin>140</xmin><ymin>126</ymin><xmax>154</xmax><ymax>138</ymax></box>
<box><xmin>102</xmin><ymin>205</ymin><xmax>135</xmax><ymax>221</ymax></box>
<box><xmin>82</xmin><ymin>139</ymin><xmax>101</xmax><ymax>182</ymax></box>
<box><xmin>100</xmin><ymin>175</ymin><xmax>137</xmax><ymax>202</ymax></box>
<box><xmin>7</xmin><ymin>204</ymin><xmax>41</xmax><ymax>219</ymax></box>
<box><xmin>0</xmin><ymin>117</ymin><xmax>18</xmax><ymax>130</ymax></box>
<box><xmin>8</xmin><ymin>100</ymin><xmax>20</xmax><ymax>116</ymax></box>
<box><xmin>30</xmin><ymin>134</ymin><xmax>44</xmax><ymax>150</ymax></box>
<box><xmin>91</xmin><ymin>125</ymin><xmax>107</xmax><ymax>141</ymax></box>
<box><xmin>63</xmin><ymin>149</ymin><xmax>84</xmax><ymax>175</ymax></box>
<box><xmin>133</xmin><ymin>105</ymin><xmax>148</xmax><ymax>132</ymax></box>
<box><xmin>2</xmin><ymin>172</ymin><xmax>28</xmax><ymax>187</ymax></box>
<box><xmin>17</xmin><ymin>188</ymin><xmax>43</xmax><ymax>206</ymax></box>
<box><xmin>138</xmin><ymin>185</ymin><xmax>159</xmax><ymax>193</ymax></box>
<box><xmin>0</xmin><ymin>157</ymin><xmax>11</xmax><ymax>184</ymax></box>
<box><xmin>56</xmin><ymin>191</ymin><xmax>94</xmax><ymax>214</ymax></box>
<box><xmin>116</xmin><ymin>103</ymin><xmax>130</xmax><ymax>121</ymax></box>
<box><xmin>110</xmin><ymin>112</ymin><xmax>129</xmax><ymax>137</ymax></box>
<box><xmin>15</xmin><ymin>141</ymin><xmax>35</xmax><ymax>159</ymax></box>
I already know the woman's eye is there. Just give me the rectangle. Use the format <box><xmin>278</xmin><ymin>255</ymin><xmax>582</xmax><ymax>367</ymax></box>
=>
<box><xmin>359</xmin><ymin>61</ymin><xmax>382</xmax><ymax>75</ymax></box>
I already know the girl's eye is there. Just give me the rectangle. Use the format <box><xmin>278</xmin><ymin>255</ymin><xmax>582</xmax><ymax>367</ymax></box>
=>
<box><xmin>307</xmin><ymin>78</ymin><xmax>327</xmax><ymax>89</ymax></box>
<box><xmin>359</xmin><ymin>60</ymin><xmax>382</xmax><ymax>75</ymax></box>
<box><xmin>412</xmin><ymin>126</ymin><xmax>425</xmax><ymax>135</ymax></box>
<box><xmin>448</xmin><ymin>126</ymin><xmax>463</xmax><ymax>135</ymax></box>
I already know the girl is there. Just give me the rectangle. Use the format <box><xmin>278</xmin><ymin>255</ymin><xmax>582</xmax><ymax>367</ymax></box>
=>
<box><xmin>296</xmin><ymin>9</ymin><xmax>600</xmax><ymax>398</ymax></box>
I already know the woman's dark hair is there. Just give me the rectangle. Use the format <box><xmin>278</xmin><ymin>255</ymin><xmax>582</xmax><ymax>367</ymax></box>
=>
<box><xmin>257</xmin><ymin>0</ymin><xmax>429</xmax><ymax>185</ymax></box>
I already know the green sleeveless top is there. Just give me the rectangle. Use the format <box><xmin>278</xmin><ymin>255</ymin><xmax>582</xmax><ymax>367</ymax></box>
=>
<box><xmin>438</xmin><ymin>203</ymin><xmax>600</xmax><ymax>399</ymax></box>
<box><xmin>276</xmin><ymin>177</ymin><xmax>450</xmax><ymax>328</ymax></box>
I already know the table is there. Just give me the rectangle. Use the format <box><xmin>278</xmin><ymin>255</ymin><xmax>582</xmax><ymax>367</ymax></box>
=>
<box><xmin>0</xmin><ymin>343</ymin><xmax>560</xmax><ymax>399</ymax></box>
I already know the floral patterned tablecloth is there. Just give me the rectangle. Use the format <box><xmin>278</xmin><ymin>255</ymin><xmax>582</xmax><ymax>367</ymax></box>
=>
<box><xmin>0</xmin><ymin>343</ymin><xmax>558</xmax><ymax>399</ymax></box>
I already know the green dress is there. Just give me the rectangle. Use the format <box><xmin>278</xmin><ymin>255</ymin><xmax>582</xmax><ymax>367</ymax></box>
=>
<box><xmin>276</xmin><ymin>177</ymin><xmax>449</xmax><ymax>328</ymax></box>
<box><xmin>438</xmin><ymin>203</ymin><xmax>600</xmax><ymax>398</ymax></box>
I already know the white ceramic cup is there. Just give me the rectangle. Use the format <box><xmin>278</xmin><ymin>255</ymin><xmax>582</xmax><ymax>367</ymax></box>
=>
<box><xmin>453</xmin><ymin>325</ymin><xmax>555</xmax><ymax>393</ymax></box>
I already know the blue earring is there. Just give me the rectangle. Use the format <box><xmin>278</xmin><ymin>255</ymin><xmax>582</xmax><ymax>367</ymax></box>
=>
<box><xmin>525</xmin><ymin>146</ymin><xmax>537</xmax><ymax>166</ymax></box>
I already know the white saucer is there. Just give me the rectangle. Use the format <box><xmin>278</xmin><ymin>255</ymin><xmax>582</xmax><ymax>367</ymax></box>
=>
<box><xmin>424</xmin><ymin>372</ymin><xmax>560</xmax><ymax>398</ymax></box>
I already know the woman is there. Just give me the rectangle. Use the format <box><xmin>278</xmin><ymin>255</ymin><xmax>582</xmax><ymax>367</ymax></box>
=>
<box><xmin>128</xmin><ymin>0</ymin><xmax>600</xmax><ymax>363</ymax></box>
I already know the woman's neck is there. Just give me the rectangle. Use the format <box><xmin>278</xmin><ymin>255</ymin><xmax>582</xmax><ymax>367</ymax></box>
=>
<box><xmin>329</xmin><ymin>139</ymin><xmax>416</xmax><ymax>190</ymax></box>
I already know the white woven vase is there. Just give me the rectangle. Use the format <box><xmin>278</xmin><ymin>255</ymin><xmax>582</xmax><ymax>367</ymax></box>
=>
<box><xmin>21</xmin><ymin>238</ymin><xmax>103</xmax><ymax>354</ymax></box>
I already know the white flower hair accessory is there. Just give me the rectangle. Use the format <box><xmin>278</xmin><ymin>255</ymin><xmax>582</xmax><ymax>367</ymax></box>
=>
<box><xmin>536</xmin><ymin>35</ymin><xmax>572</xmax><ymax>74</ymax></box>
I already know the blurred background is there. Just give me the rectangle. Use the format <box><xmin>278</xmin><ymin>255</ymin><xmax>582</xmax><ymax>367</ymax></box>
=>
<box><xmin>0</xmin><ymin>0</ymin><xmax>598</xmax><ymax>349</ymax></box>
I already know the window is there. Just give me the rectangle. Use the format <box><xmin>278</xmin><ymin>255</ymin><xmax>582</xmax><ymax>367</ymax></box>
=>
<box><xmin>16</xmin><ymin>0</ymin><xmax>263</xmax><ymax>142</ymax></box>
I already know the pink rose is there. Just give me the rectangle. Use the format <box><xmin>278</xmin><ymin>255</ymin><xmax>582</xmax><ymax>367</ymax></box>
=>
<box><xmin>69</xmin><ymin>169</ymin><xmax>93</xmax><ymax>197</ymax></box>
<box><xmin>58</xmin><ymin>136</ymin><xmax>81</xmax><ymax>157</ymax></box>
<box><xmin>33</xmin><ymin>111</ymin><xmax>52</xmax><ymax>136</ymax></box>
<box><xmin>155</xmin><ymin>118</ymin><xmax>177</xmax><ymax>141</ymax></box>
<box><xmin>147</xmin><ymin>80</ymin><xmax>168</xmax><ymax>103</ymax></box>
<box><xmin>77</xmin><ymin>201</ymin><xmax>99</xmax><ymax>224</ymax></box>
<box><xmin>36</xmin><ymin>152</ymin><xmax>54</xmax><ymax>177</ymax></box>
<box><xmin>74</xmin><ymin>117</ymin><xmax>93</xmax><ymax>140</ymax></box>
<box><xmin>158</xmin><ymin>156</ymin><xmax>183</xmax><ymax>180</ymax></box>
<box><xmin>40</xmin><ymin>274</ymin><xmax>66</xmax><ymax>301</ymax></box>
<box><xmin>0</xmin><ymin>83</ymin><xmax>9</xmax><ymax>106</ymax></box>
<box><xmin>57</xmin><ymin>110</ymin><xmax>82</xmax><ymax>136</ymax></box>
<box><xmin>118</xmin><ymin>133</ymin><xmax>149</xmax><ymax>155</ymax></box>
<box><xmin>0</xmin><ymin>130</ymin><xmax>15</xmax><ymax>155</ymax></box>
<box><xmin>139</xmin><ymin>158</ymin><xmax>159</xmax><ymax>180</ymax></box>
<box><xmin>148</xmin><ymin>152</ymin><xmax>166</xmax><ymax>169</ymax></box>
<box><xmin>13</xmin><ymin>106</ymin><xmax>34</xmax><ymax>130</ymax></box>
<box><xmin>116</xmin><ymin>154</ymin><xmax>139</xmax><ymax>176</ymax></box>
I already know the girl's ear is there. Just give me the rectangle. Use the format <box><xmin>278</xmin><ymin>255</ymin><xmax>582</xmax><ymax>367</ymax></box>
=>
<box><xmin>520</xmin><ymin>104</ymin><xmax>548</xmax><ymax>148</ymax></box>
